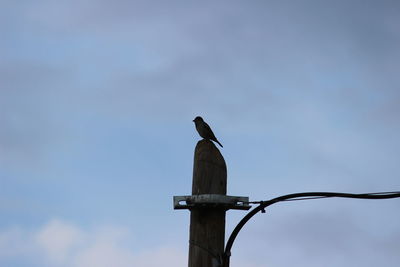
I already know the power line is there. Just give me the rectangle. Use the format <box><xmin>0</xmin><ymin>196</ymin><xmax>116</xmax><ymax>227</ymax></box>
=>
<box><xmin>223</xmin><ymin>191</ymin><xmax>400</xmax><ymax>267</ymax></box>
<box><xmin>246</xmin><ymin>191</ymin><xmax>400</xmax><ymax>204</ymax></box>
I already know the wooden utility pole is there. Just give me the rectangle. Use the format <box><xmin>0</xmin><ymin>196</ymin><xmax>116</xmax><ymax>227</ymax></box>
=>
<box><xmin>189</xmin><ymin>139</ymin><xmax>227</xmax><ymax>267</ymax></box>
<box><xmin>173</xmin><ymin>140</ymin><xmax>249</xmax><ymax>267</ymax></box>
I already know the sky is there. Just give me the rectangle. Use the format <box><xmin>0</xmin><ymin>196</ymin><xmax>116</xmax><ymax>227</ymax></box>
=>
<box><xmin>1</xmin><ymin>0</ymin><xmax>400</xmax><ymax>266</ymax></box>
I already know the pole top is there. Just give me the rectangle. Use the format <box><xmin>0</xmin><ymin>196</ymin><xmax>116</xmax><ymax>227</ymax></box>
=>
<box><xmin>173</xmin><ymin>194</ymin><xmax>251</xmax><ymax>210</ymax></box>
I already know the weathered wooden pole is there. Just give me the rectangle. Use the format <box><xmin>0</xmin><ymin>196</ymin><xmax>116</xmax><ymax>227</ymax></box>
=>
<box><xmin>189</xmin><ymin>139</ymin><xmax>227</xmax><ymax>267</ymax></box>
<box><xmin>173</xmin><ymin>139</ymin><xmax>249</xmax><ymax>266</ymax></box>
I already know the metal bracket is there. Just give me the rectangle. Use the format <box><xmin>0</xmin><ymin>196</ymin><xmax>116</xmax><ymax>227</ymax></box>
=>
<box><xmin>173</xmin><ymin>194</ymin><xmax>251</xmax><ymax>210</ymax></box>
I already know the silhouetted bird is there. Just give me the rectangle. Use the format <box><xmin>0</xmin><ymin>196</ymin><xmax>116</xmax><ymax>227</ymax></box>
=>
<box><xmin>193</xmin><ymin>116</ymin><xmax>223</xmax><ymax>147</ymax></box>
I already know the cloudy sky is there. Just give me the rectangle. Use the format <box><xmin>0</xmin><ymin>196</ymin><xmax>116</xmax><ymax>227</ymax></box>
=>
<box><xmin>1</xmin><ymin>0</ymin><xmax>400</xmax><ymax>266</ymax></box>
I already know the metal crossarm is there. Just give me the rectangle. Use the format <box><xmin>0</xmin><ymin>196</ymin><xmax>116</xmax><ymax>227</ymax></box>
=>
<box><xmin>174</xmin><ymin>194</ymin><xmax>251</xmax><ymax>210</ymax></box>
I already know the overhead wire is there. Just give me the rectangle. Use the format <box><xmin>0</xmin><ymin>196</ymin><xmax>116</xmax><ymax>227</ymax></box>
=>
<box><xmin>246</xmin><ymin>191</ymin><xmax>400</xmax><ymax>204</ymax></box>
<box><xmin>222</xmin><ymin>190</ymin><xmax>400</xmax><ymax>267</ymax></box>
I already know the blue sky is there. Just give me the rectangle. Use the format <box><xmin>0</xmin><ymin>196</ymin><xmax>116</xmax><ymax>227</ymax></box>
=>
<box><xmin>1</xmin><ymin>0</ymin><xmax>400</xmax><ymax>266</ymax></box>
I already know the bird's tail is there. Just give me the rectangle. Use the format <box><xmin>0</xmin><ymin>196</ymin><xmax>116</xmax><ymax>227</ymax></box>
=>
<box><xmin>216</xmin><ymin>140</ymin><xmax>223</xmax><ymax>148</ymax></box>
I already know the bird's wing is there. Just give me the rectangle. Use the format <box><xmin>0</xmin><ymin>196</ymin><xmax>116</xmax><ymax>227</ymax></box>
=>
<box><xmin>204</xmin><ymin>122</ymin><xmax>217</xmax><ymax>139</ymax></box>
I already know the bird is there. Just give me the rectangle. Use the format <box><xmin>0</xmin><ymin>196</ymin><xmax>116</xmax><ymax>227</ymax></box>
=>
<box><xmin>193</xmin><ymin>116</ymin><xmax>223</xmax><ymax>147</ymax></box>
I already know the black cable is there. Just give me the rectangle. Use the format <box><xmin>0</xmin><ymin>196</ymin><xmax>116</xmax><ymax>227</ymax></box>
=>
<box><xmin>222</xmin><ymin>191</ymin><xmax>400</xmax><ymax>267</ymax></box>
<box><xmin>247</xmin><ymin>191</ymin><xmax>400</xmax><ymax>204</ymax></box>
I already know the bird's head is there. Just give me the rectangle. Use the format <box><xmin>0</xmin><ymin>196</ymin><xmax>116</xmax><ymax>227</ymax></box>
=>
<box><xmin>193</xmin><ymin>116</ymin><xmax>204</xmax><ymax>123</ymax></box>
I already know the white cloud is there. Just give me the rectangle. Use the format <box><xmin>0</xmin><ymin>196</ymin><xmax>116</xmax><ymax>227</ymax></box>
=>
<box><xmin>0</xmin><ymin>219</ymin><xmax>186</xmax><ymax>267</ymax></box>
<box><xmin>73</xmin><ymin>238</ymin><xmax>135</xmax><ymax>267</ymax></box>
<box><xmin>2</xmin><ymin>215</ymin><xmax>399</xmax><ymax>267</ymax></box>
<box><xmin>35</xmin><ymin>219</ymin><xmax>85</xmax><ymax>264</ymax></box>
<box><xmin>131</xmin><ymin>246</ymin><xmax>186</xmax><ymax>267</ymax></box>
